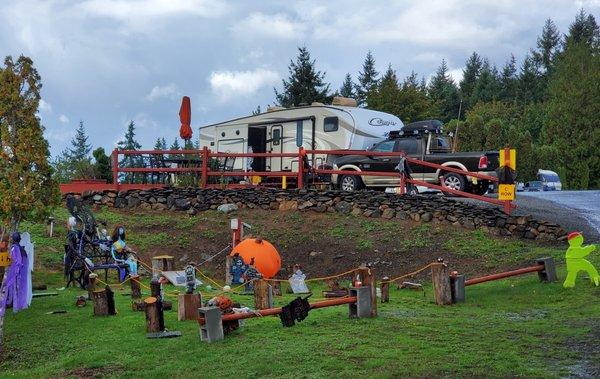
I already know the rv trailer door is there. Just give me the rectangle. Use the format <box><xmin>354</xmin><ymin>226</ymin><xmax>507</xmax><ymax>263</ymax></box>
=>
<box><xmin>268</xmin><ymin>125</ymin><xmax>283</xmax><ymax>171</ymax></box>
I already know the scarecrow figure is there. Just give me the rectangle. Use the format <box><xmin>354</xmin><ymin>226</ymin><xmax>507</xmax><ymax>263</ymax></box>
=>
<box><xmin>563</xmin><ymin>232</ymin><xmax>599</xmax><ymax>288</ymax></box>
<box><xmin>242</xmin><ymin>258</ymin><xmax>261</xmax><ymax>293</ymax></box>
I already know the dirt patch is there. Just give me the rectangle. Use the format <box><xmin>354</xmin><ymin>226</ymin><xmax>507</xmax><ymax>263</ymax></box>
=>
<box><xmin>564</xmin><ymin>318</ymin><xmax>600</xmax><ymax>378</ymax></box>
<box><xmin>105</xmin><ymin>208</ymin><xmax>559</xmax><ymax>282</ymax></box>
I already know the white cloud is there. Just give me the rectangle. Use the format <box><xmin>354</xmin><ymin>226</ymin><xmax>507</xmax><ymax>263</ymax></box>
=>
<box><xmin>38</xmin><ymin>99</ymin><xmax>52</xmax><ymax>113</ymax></box>
<box><xmin>448</xmin><ymin>68</ymin><xmax>464</xmax><ymax>84</ymax></box>
<box><xmin>232</xmin><ymin>12</ymin><xmax>306</xmax><ymax>40</ymax></box>
<box><xmin>209</xmin><ymin>68</ymin><xmax>279</xmax><ymax>102</ymax></box>
<box><xmin>59</xmin><ymin>114</ymin><xmax>70</xmax><ymax>124</ymax></box>
<box><xmin>78</xmin><ymin>0</ymin><xmax>229</xmax><ymax>22</ymax></box>
<box><xmin>145</xmin><ymin>83</ymin><xmax>179</xmax><ymax>102</ymax></box>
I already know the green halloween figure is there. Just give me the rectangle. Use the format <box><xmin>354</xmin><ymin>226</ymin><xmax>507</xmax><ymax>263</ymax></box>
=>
<box><xmin>563</xmin><ymin>232</ymin><xmax>599</xmax><ymax>288</ymax></box>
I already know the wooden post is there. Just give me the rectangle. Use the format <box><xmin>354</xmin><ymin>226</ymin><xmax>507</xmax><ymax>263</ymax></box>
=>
<box><xmin>225</xmin><ymin>256</ymin><xmax>232</xmax><ymax>285</ymax></box>
<box><xmin>431</xmin><ymin>263</ymin><xmax>452</xmax><ymax>305</ymax></box>
<box><xmin>178</xmin><ymin>293</ymin><xmax>202</xmax><ymax>321</ymax></box>
<box><xmin>91</xmin><ymin>289</ymin><xmax>109</xmax><ymax>316</ymax></box>
<box><xmin>130</xmin><ymin>275</ymin><xmax>141</xmax><ymax>299</ymax></box>
<box><xmin>356</xmin><ymin>266</ymin><xmax>377</xmax><ymax>316</ymax></box>
<box><xmin>87</xmin><ymin>273</ymin><xmax>98</xmax><ymax>300</ymax></box>
<box><xmin>253</xmin><ymin>279</ymin><xmax>272</xmax><ymax>310</ymax></box>
<box><xmin>144</xmin><ymin>297</ymin><xmax>163</xmax><ymax>332</ymax></box>
<box><xmin>381</xmin><ymin>276</ymin><xmax>390</xmax><ymax>303</ymax></box>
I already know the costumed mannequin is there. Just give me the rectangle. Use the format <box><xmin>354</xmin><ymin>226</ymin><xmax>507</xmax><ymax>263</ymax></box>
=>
<box><xmin>289</xmin><ymin>264</ymin><xmax>309</xmax><ymax>294</ymax></box>
<box><xmin>111</xmin><ymin>226</ymin><xmax>138</xmax><ymax>282</ymax></box>
<box><xmin>242</xmin><ymin>258</ymin><xmax>261</xmax><ymax>293</ymax></box>
<box><xmin>20</xmin><ymin>232</ymin><xmax>34</xmax><ymax>307</ymax></box>
<box><xmin>0</xmin><ymin>232</ymin><xmax>31</xmax><ymax>316</ymax></box>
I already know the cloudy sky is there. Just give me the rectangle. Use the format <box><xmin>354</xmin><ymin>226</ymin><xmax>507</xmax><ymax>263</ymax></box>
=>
<box><xmin>1</xmin><ymin>0</ymin><xmax>597</xmax><ymax>156</ymax></box>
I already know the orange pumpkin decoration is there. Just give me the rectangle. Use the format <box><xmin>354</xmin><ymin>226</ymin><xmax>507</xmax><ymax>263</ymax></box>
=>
<box><xmin>230</xmin><ymin>238</ymin><xmax>281</xmax><ymax>278</ymax></box>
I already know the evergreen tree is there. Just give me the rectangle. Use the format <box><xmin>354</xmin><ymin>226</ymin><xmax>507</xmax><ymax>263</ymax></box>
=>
<box><xmin>339</xmin><ymin>73</ymin><xmax>355</xmax><ymax>98</ymax></box>
<box><xmin>542</xmin><ymin>41</ymin><xmax>600</xmax><ymax>188</ymax></box>
<box><xmin>355</xmin><ymin>51</ymin><xmax>379</xmax><ymax>106</ymax></box>
<box><xmin>498</xmin><ymin>55</ymin><xmax>518</xmax><ymax>102</ymax></box>
<box><xmin>459</xmin><ymin>52</ymin><xmax>483</xmax><ymax>110</ymax></box>
<box><xmin>61</xmin><ymin>121</ymin><xmax>94</xmax><ymax>179</ymax></box>
<box><xmin>92</xmin><ymin>147</ymin><xmax>112</xmax><ymax>182</ymax></box>
<box><xmin>153</xmin><ymin>137</ymin><xmax>167</xmax><ymax>150</ymax></box>
<box><xmin>66</xmin><ymin>121</ymin><xmax>92</xmax><ymax>162</ymax></box>
<box><xmin>428</xmin><ymin>60</ymin><xmax>461</xmax><ymax>122</ymax></box>
<box><xmin>517</xmin><ymin>54</ymin><xmax>543</xmax><ymax>105</ymax></box>
<box><xmin>169</xmin><ymin>138</ymin><xmax>182</xmax><ymax>159</ymax></box>
<box><xmin>565</xmin><ymin>9</ymin><xmax>600</xmax><ymax>50</ymax></box>
<box><xmin>252</xmin><ymin>105</ymin><xmax>261</xmax><ymax>115</ymax></box>
<box><xmin>117</xmin><ymin>121</ymin><xmax>142</xmax><ymax>183</ymax></box>
<box><xmin>274</xmin><ymin>47</ymin><xmax>330</xmax><ymax>107</ymax></box>
<box><xmin>470</xmin><ymin>60</ymin><xmax>500</xmax><ymax>105</ymax></box>
<box><xmin>532</xmin><ymin>19</ymin><xmax>562</xmax><ymax>74</ymax></box>
<box><xmin>366</xmin><ymin>65</ymin><xmax>399</xmax><ymax>117</ymax></box>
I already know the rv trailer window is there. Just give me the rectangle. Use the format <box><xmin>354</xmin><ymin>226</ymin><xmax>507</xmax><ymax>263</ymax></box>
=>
<box><xmin>324</xmin><ymin>117</ymin><xmax>338</xmax><ymax>132</ymax></box>
<box><xmin>296</xmin><ymin>120</ymin><xmax>303</xmax><ymax>147</ymax></box>
<box><xmin>272</xmin><ymin>128</ymin><xmax>281</xmax><ymax>146</ymax></box>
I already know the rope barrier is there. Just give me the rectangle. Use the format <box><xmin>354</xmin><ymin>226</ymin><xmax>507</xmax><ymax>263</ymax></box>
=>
<box><xmin>380</xmin><ymin>262</ymin><xmax>442</xmax><ymax>284</ymax></box>
<box><xmin>264</xmin><ymin>267</ymin><xmax>359</xmax><ymax>283</ymax></box>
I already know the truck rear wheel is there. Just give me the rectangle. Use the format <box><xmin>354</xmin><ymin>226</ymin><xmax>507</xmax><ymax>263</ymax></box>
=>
<box><xmin>443</xmin><ymin>172</ymin><xmax>466</xmax><ymax>192</ymax></box>
<box><xmin>339</xmin><ymin>174</ymin><xmax>363</xmax><ymax>192</ymax></box>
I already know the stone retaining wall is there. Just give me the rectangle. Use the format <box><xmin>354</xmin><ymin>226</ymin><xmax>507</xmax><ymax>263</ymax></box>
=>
<box><xmin>74</xmin><ymin>188</ymin><xmax>566</xmax><ymax>241</ymax></box>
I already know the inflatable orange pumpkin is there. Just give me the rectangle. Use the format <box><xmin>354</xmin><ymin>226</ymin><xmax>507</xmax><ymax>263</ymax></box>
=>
<box><xmin>230</xmin><ymin>238</ymin><xmax>281</xmax><ymax>278</ymax></box>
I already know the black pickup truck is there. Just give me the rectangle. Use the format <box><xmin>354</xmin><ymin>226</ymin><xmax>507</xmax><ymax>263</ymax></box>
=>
<box><xmin>331</xmin><ymin>120</ymin><xmax>500</xmax><ymax>194</ymax></box>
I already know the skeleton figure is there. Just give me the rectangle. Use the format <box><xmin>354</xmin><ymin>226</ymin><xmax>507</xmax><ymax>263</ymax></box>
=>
<box><xmin>230</xmin><ymin>253</ymin><xmax>248</xmax><ymax>285</ymax></box>
<box><xmin>111</xmin><ymin>226</ymin><xmax>138</xmax><ymax>281</ymax></box>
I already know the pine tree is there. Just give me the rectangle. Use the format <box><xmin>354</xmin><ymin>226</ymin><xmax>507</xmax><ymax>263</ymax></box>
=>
<box><xmin>252</xmin><ymin>105</ymin><xmax>261</xmax><ymax>115</ymax></box>
<box><xmin>169</xmin><ymin>138</ymin><xmax>182</xmax><ymax>159</ymax></box>
<box><xmin>153</xmin><ymin>137</ymin><xmax>167</xmax><ymax>150</ymax></box>
<box><xmin>0</xmin><ymin>55</ymin><xmax>59</xmax><ymax>351</ymax></box>
<box><xmin>498</xmin><ymin>55</ymin><xmax>518</xmax><ymax>102</ymax></box>
<box><xmin>355</xmin><ymin>51</ymin><xmax>379</xmax><ymax>106</ymax></box>
<box><xmin>459</xmin><ymin>52</ymin><xmax>482</xmax><ymax>110</ymax></box>
<box><xmin>366</xmin><ymin>64</ymin><xmax>399</xmax><ymax>116</ymax></box>
<box><xmin>66</xmin><ymin>121</ymin><xmax>92</xmax><ymax>162</ymax></box>
<box><xmin>517</xmin><ymin>54</ymin><xmax>543</xmax><ymax>105</ymax></box>
<box><xmin>274</xmin><ymin>47</ymin><xmax>330</xmax><ymax>107</ymax></box>
<box><xmin>92</xmin><ymin>147</ymin><xmax>112</xmax><ymax>182</ymax></box>
<box><xmin>542</xmin><ymin>40</ymin><xmax>600</xmax><ymax>188</ymax></box>
<box><xmin>117</xmin><ymin>121</ymin><xmax>142</xmax><ymax>183</ymax></box>
<box><xmin>339</xmin><ymin>73</ymin><xmax>355</xmax><ymax>98</ymax></box>
<box><xmin>470</xmin><ymin>60</ymin><xmax>500</xmax><ymax>105</ymax></box>
<box><xmin>60</xmin><ymin>120</ymin><xmax>94</xmax><ymax>179</ymax></box>
<box><xmin>428</xmin><ymin>60</ymin><xmax>461</xmax><ymax>122</ymax></box>
<box><xmin>532</xmin><ymin>19</ymin><xmax>562</xmax><ymax>74</ymax></box>
<box><xmin>565</xmin><ymin>9</ymin><xmax>600</xmax><ymax>50</ymax></box>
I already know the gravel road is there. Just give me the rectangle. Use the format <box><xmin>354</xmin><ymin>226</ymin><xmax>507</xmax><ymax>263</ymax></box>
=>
<box><xmin>457</xmin><ymin>190</ymin><xmax>600</xmax><ymax>243</ymax></box>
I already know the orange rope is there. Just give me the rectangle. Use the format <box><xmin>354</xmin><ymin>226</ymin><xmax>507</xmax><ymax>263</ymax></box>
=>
<box><xmin>380</xmin><ymin>262</ymin><xmax>442</xmax><ymax>284</ymax></box>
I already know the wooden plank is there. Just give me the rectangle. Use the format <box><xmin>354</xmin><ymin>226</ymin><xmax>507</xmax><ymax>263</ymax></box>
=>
<box><xmin>178</xmin><ymin>293</ymin><xmax>202</xmax><ymax>321</ymax></box>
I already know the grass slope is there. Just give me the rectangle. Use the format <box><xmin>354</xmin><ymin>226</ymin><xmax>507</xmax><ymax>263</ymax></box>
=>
<box><xmin>1</xmin><ymin>207</ymin><xmax>598</xmax><ymax>378</ymax></box>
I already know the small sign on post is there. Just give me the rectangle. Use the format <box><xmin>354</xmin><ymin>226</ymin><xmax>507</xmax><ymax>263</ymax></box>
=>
<box><xmin>498</xmin><ymin>184</ymin><xmax>516</xmax><ymax>201</ymax></box>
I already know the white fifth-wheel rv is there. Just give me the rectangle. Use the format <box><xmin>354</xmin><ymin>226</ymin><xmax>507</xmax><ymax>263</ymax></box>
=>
<box><xmin>198</xmin><ymin>97</ymin><xmax>403</xmax><ymax>172</ymax></box>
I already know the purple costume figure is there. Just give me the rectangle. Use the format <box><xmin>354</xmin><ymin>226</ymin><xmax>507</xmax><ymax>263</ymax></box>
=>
<box><xmin>0</xmin><ymin>232</ymin><xmax>29</xmax><ymax>316</ymax></box>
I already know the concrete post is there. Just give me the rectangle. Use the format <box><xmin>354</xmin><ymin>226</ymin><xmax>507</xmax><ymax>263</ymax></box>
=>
<box><xmin>348</xmin><ymin>286</ymin><xmax>372</xmax><ymax>318</ymax></box>
<box><xmin>199</xmin><ymin>307</ymin><xmax>224</xmax><ymax>343</ymax></box>
<box><xmin>536</xmin><ymin>257</ymin><xmax>557</xmax><ymax>282</ymax></box>
<box><xmin>450</xmin><ymin>274</ymin><xmax>465</xmax><ymax>303</ymax></box>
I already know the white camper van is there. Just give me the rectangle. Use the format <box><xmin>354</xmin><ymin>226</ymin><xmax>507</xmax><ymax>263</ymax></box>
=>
<box><xmin>198</xmin><ymin>98</ymin><xmax>403</xmax><ymax>173</ymax></box>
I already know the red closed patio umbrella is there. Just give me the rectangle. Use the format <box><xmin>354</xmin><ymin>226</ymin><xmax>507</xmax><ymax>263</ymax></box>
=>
<box><xmin>179</xmin><ymin>96</ymin><xmax>192</xmax><ymax>141</ymax></box>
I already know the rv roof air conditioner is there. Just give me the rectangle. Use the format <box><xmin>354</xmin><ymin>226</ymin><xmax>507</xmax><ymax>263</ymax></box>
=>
<box><xmin>331</xmin><ymin>96</ymin><xmax>358</xmax><ymax>107</ymax></box>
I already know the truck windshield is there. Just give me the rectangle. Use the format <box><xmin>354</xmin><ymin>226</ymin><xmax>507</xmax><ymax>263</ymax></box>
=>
<box><xmin>539</xmin><ymin>173</ymin><xmax>560</xmax><ymax>182</ymax></box>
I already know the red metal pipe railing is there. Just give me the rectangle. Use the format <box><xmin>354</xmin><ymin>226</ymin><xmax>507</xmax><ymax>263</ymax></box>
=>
<box><xmin>203</xmin><ymin>296</ymin><xmax>357</xmax><ymax>324</ymax></box>
<box><xmin>464</xmin><ymin>265</ymin><xmax>544</xmax><ymax>286</ymax></box>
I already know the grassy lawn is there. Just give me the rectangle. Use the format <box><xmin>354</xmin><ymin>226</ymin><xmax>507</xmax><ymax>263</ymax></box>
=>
<box><xmin>1</xmin><ymin>265</ymin><xmax>598</xmax><ymax>378</ymax></box>
<box><xmin>1</xmin><ymin>207</ymin><xmax>598</xmax><ymax>377</ymax></box>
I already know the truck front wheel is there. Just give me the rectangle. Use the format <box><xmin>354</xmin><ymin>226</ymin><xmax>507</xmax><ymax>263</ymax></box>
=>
<box><xmin>339</xmin><ymin>174</ymin><xmax>363</xmax><ymax>192</ymax></box>
<box><xmin>442</xmin><ymin>173</ymin><xmax>466</xmax><ymax>192</ymax></box>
